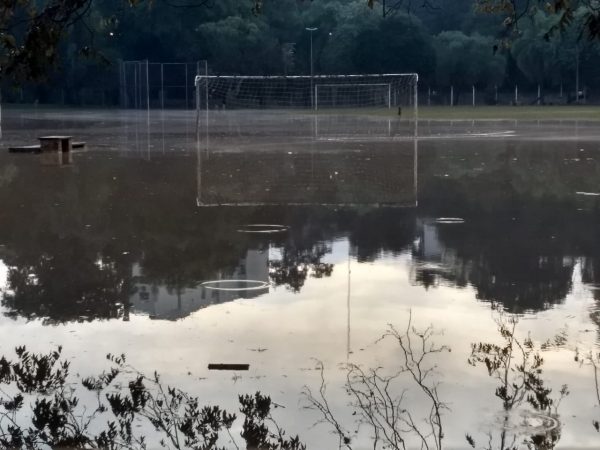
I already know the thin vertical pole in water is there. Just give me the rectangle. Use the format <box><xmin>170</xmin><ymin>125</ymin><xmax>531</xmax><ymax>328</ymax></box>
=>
<box><xmin>145</xmin><ymin>60</ymin><xmax>150</xmax><ymax>111</ymax></box>
<box><xmin>472</xmin><ymin>85</ymin><xmax>475</xmax><ymax>106</ymax></box>
<box><xmin>160</xmin><ymin>63</ymin><xmax>164</xmax><ymax>110</ymax></box>
<box><xmin>204</xmin><ymin>61</ymin><xmax>209</xmax><ymax>112</ymax></box>
<box><xmin>414</xmin><ymin>74</ymin><xmax>419</xmax><ymax>138</ymax></box>
<box><xmin>514</xmin><ymin>85</ymin><xmax>518</xmax><ymax>105</ymax></box>
<box><xmin>414</xmin><ymin>137</ymin><xmax>418</xmax><ymax>207</ymax></box>
<box><xmin>310</xmin><ymin>31</ymin><xmax>313</xmax><ymax>109</ymax></box>
<box><xmin>450</xmin><ymin>85</ymin><xmax>454</xmax><ymax>106</ymax></box>
<box><xmin>537</xmin><ymin>84</ymin><xmax>541</xmax><ymax>105</ymax></box>
<box><xmin>204</xmin><ymin>61</ymin><xmax>209</xmax><ymax>154</ymax></box>
<box><xmin>134</xmin><ymin>64</ymin><xmax>138</xmax><ymax>109</ymax></box>
<box><xmin>195</xmin><ymin>74</ymin><xmax>200</xmax><ymax>135</ymax></box>
<box><xmin>145</xmin><ymin>60</ymin><xmax>150</xmax><ymax>161</ymax></box>
<box><xmin>575</xmin><ymin>45</ymin><xmax>580</xmax><ymax>103</ymax></box>
<box><xmin>196</xmin><ymin>60</ymin><xmax>201</xmax><ymax>114</ymax></box>
<box><xmin>185</xmin><ymin>63</ymin><xmax>189</xmax><ymax>109</ymax></box>
<box><xmin>388</xmin><ymin>83</ymin><xmax>391</xmax><ymax>109</ymax></box>
<box><xmin>119</xmin><ymin>59</ymin><xmax>124</xmax><ymax>108</ymax></box>
<box><xmin>347</xmin><ymin>244</ymin><xmax>351</xmax><ymax>361</ymax></box>
<box><xmin>560</xmin><ymin>83</ymin><xmax>563</xmax><ymax>99</ymax></box>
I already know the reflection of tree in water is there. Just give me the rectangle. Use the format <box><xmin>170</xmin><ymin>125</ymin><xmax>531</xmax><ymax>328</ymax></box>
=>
<box><xmin>266</xmin><ymin>209</ymin><xmax>336</xmax><ymax>292</ymax></box>
<box><xmin>411</xmin><ymin>213</ymin><xmax>576</xmax><ymax>312</ymax></box>
<box><xmin>411</xmin><ymin>140</ymin><xmax>600</xmax><ymax>312</ymax></box>
<box><xmin>0</xmin><ymin>155</ymin><xmax>418</xmax><ymax>320</ymax></box>
<box><xmin>2</xmin><ymin>244</ymin><xmax>131</xmax><ymax>323</ymax></box>
<box><xmin>347</xmin><ymin>208</ymin><xmax>415</xmax><ymax>262</ymax></box>
<box><xmin>467</xmin><ymin>314</ymin><xmax>567</xmax><ymax>450</ymax></box>
<box><xmin>267</xmin><ymin>208</ymin><xmax>415</xmax><ymax>292</ymax></box>
<box><xmin>269</xmin><ymin>241</ymin><xmax>333</xmax><ymax>293</ymax></box>
<box><xmin>303</xmin><ymin>313</ymin><xmax>568</xmax><ymax>450</ymax></box>
<box><xmin>0</xmin><ymin>156</ymin><xmax>253</xmax><ymax>323</ymax></box>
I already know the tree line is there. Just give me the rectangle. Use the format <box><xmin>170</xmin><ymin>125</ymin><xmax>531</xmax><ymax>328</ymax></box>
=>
<box><xmin>2</xmin><ymin>0</ymin><xmax>600</xmax><ymax>104</ymax></box>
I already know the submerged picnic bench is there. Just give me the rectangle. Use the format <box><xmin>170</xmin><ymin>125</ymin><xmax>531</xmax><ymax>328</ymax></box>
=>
<box><xmin>39</xmin><ymin>135</ymin><xmax>73</xmax><ymax>153</ymax></box>
<box><xmin>8</xmin><ymin>136</ymin><xmax>86</xmax><ymax>153</ymax></box>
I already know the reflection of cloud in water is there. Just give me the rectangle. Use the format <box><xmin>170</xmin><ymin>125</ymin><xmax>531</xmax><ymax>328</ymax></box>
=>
<box><xmin>0</xmin><ymin>258</ymin><xmax>7</xmax><ymax>291</ymax></box>
<box><xmin>0</xmin><ymin>239</ymin><xmax>597</xmax><ymax>448</ymax></box>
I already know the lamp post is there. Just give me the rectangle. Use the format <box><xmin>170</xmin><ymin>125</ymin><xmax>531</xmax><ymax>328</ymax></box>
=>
<box><xmin>306</xmin><ymin>27</ymin><xmax>318</xmax><ymax>109</ymax></box>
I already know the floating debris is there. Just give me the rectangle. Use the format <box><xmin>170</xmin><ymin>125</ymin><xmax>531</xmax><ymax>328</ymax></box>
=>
<box><xmin>435</xmin><ymin>217</ymin><xmax>465</xmax><ymax>224</ymax></box>
<box><xmin>237</xmin><ymin>224</ymin><xmax>289</xmax><ymax>234</ymax></box>
<box><xmin>576</xmin><ymin>192</ymin><xmax>600</xmax><ymax>196</ymax></box>
<box><xmin>208</xmin><ymin>363</ymin><xmax>249</xmax><ymax>371</ymax></box>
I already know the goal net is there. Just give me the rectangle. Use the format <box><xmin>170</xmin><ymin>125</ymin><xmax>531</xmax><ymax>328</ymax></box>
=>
<box><xmin>315</xmin><ymin>83</ymin><xmax>392</xmax><ymax>109</ymax></box>
<box><xmin>195</xmin><ymin>74</ymin><xmax>417</xmax><ymax>113</ymax></box>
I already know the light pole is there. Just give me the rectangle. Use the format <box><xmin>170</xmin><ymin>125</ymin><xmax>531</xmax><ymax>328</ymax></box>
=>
<box><xmin>306</xmin><ymin>27</ymin><xmax>318</xmax><ymax>109</ymax></box>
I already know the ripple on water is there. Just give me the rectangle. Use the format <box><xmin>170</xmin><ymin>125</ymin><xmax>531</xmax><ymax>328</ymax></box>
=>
<box><xmin>435</xmin><ymin>217</ymin><xmax>465</xmax><ymax>224</ymax></box>
<box><xmin>492</xmin><ymin>410</ymin><xmax>560</xmax><ymax>436</ymax></box>
<box><xmin>201</xmin><ymin>279</ymin><xmax>269</xmax><ymax>292</ymax></box>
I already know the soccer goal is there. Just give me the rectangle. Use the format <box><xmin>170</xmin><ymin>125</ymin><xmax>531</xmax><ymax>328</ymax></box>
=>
<box><xmin>194</xmin><ymin>73</ymin><xmax>418</xmax><ymax>113</ymax></box>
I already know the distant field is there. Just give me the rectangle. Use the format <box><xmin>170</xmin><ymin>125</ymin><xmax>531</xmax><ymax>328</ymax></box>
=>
<box><xmin>309</xmin><ymin>105</ymin><xmax>600</xmax><ymax>120</ymax></box>
<box><xmin>5</xmin><ymin>103</ymin><xmax>600</xmax><ymax>121</ymax></box>
<box><xmin>418</xmin><ymin>105</ymin><xmax>600</xmax><ymax>120</ymax></box>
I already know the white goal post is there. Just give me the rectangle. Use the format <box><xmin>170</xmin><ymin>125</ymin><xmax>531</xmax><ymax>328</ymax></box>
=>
<box><xmin>194</xmin><ymin>73</ymin><xmax>418</xmax><ymax>114</ymax></box>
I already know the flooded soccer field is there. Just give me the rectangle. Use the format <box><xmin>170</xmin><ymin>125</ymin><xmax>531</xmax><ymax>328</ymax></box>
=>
<box><xmin>2</xmin><ymin>107</ymin><xmax>600</xmax><ymax>448</ymax></box>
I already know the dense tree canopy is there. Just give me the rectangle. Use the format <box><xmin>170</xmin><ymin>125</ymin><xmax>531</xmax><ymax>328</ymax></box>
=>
<box><xmin>1</xmin><ymin>0</ymin><xmax>600</xmax><ymax>103</ymax></box>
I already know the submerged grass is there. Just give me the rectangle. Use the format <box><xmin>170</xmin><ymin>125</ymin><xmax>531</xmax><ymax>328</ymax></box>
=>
<box><xmin>419</xmin><ymin>105</ymin><xmax>600</xmax><ymax>120</ymax></box>
<box><xmin>311</xmin><ymin>105</ymin><xmax>600</xmax><ymax>120</ymax></box>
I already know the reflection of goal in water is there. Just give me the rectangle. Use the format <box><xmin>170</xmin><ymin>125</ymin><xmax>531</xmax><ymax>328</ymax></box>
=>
<box><xmin>194</xmin><ymin>73</ymin><xmax>419</xmax><ymax>206</ymax></box>
<box><xmin>196</xmin><ymin>140</ymin><xmax>418</xmax><ymax>207</ymax></box>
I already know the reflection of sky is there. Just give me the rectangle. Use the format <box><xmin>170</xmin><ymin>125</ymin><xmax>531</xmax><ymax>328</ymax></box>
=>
<box><xmin>0</xmin><ymin>240</ymin><xmax>599</xmax><ymax>448</ymax></box>
<box><xmin>0</xmin><ymin>258</ymin><xmax>7</xmax><ymax>292</ymax></box>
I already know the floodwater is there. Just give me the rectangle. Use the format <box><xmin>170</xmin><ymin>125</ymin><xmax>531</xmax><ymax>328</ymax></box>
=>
<box><xmin>1</xmin><ymin>108</ymin><xmax>600</xmax><ymax>449</ymax></box>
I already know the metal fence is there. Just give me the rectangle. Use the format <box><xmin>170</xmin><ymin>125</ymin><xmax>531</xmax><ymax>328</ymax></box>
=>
<box><xmin>119</xmin><ymin>60</ymin><xmax>207</xmax><ymax>109</ymax></box>
<box><xmin>421</xmin><ymin>85</ymin><xmax>597</xmax><ymax>106</ymax></box>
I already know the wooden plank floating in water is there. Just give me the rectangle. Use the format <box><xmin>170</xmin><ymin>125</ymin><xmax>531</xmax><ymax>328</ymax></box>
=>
<box><xmin>8</xmin><ymin>142</ymin><xmax>86</xmax><ymax>153</ymax></box>
<box><xmin>8</xmin><ymin>145</ymin><xmax>41</xmax><ymax>153</ymax></box>
<box><xmin>208</xmin><ymin>363</ymin><xmax>250</xmax><ymax>371</ymax></box>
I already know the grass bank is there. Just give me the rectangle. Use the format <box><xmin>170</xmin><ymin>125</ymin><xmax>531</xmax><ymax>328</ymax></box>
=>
<box><xmin>419</xmin><ymin>105</ymin><xmax>600</xmax><ymax>120</ymax></box>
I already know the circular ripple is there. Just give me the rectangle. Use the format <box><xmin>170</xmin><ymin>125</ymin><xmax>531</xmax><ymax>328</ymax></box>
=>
<box><xmin>201</xmin><ymin>279</ymin><xmax>269</xmax><ymax>291</ymax></box>
<box><xmin>237</xmin><ymin>224</ymin><xmax>290</xmax><ymax>234</ymax></box>
<box><xmin>435</xmin><ymin>217</ymin><xmax>465</xmax><ymax>224</ymax></box>
<box><xmin>495</xmin><ymin>410</ymin><xmax>560</xmax><ymax>435</ymax></box>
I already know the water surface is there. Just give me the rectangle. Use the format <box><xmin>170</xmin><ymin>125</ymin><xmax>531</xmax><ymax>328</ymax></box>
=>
<box><xmin>1</xmin><ymin>108</ymin><xmax>600</xmax><ymax>448</ymax></box>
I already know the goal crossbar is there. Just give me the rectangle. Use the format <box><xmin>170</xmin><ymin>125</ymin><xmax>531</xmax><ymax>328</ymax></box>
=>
<box><xmin>194</xmin><ymin>73</ymin><xmax>419</xmax><ymax>83</ymax></box>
